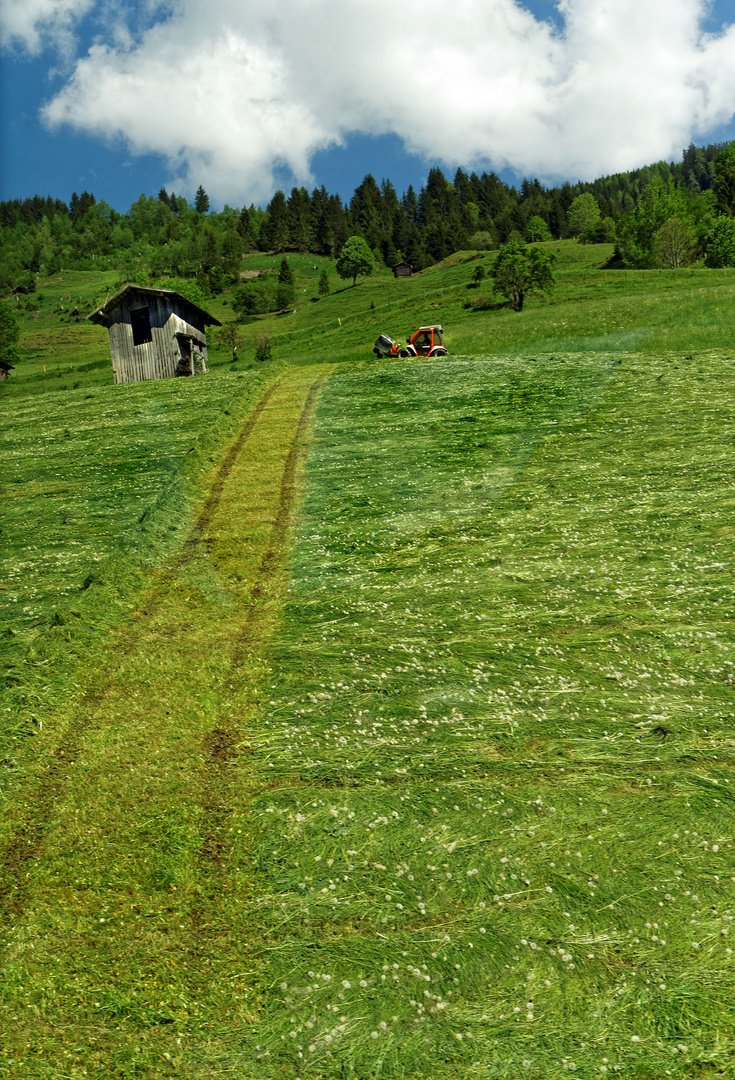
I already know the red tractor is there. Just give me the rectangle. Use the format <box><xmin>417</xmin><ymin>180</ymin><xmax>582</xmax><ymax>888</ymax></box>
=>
<box><xmin>373</xmin><ymin>324</ymin><xmax>448</xmax><ymax>359</ymax></box>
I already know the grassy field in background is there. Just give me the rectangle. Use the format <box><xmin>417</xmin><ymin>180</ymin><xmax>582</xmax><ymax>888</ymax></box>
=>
<box><xmin>5</xmin><ymin>242</ymin><xmax>735</xmax><ymax>392</ymax></box>
<box><xmin>222</xmin><ymin>243</ymin><xmax>735</xmax><ymax>367</ymax></box>
<box><xmin>1</xmin><ymin>242</ymin><xmax>735</xmax><ymax>1077</ymax></box>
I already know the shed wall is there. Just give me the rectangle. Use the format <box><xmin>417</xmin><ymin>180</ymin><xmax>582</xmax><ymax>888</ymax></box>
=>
<box><xmin>108</xmin><ymin>293</ymin><xmax>208</xmax><ymax>384</ymax></box>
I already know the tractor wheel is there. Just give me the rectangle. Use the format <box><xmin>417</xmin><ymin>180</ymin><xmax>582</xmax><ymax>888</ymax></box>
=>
<box><xmin>399</xmin><ymin>349</ymin><xmax>409</xmax><ymax>358</ymax></box>
<box><xmin>433</xmin><ymin>348</ymin><xmax>448</xmax><ymax>356</ymax></box>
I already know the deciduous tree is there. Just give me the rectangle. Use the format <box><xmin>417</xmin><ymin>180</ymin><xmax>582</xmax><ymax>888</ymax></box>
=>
<box><xmin>705</xmin><ymin>215</ymin><xmax>735</xmax><ymax>267</ymax></box>
<box><xmin>653</xmin><ymin>218</ymin><xmax>695</xmax><ymax>268</ymax></box>
<box><xmin>232</xmin><ymin>280</ymin><xmax>275</xmax><ymax>317</ymax></box>
<box><xmin>217</xmin><ymin>321</ymin><xmax>241</xmax><ymax>361</ymax></box>
<box><xmin>491</xmin><ymin>240</ymin><xmax>557</xmax><ymax>312</ymax></box>
<box><xmin>467</xmin><ymin>231</ymin><xmax>495</xmax><ymax>252</ymax></box>
<box><xmin>336</xmin><ymin>235</ymin><xmax>374</xmax><ymax>286</ymax></box>
<box><xmin>567</xmin><ymin>193</ymin><xmax>601</xmax><ymax>241</ymax></box>
<box><xmin>526</xmin><ymin>215</ymin><xmax>552</xmax><ymax>242</ymax></box>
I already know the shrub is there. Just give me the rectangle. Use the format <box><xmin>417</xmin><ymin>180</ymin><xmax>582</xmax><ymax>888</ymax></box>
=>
<box><xmin>254</xmin><ymin>336</ymin><xmax>272</xmax><ymax>363</ymax></box>
<box><xmin>232</xmin><ymin>280</ymin><xmax>276</xmax><ymax>317</ymax></box>
<box><xmin>13</xmin><ymin>270</ymin><xmax>36</xmax><ymax>295</ymax></box>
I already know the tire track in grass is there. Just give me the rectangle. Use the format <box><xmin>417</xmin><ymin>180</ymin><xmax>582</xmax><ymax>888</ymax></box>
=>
<box><xmin>0</xmin><ymin>371</ymin><xmax>317</xmax><ymax>933</ymax></box>
<box><xmin>191</xmin><ymin>378</ymin><xmax>281</xmax><ymax>539</ymax></box>
<box><xmin>195</xmin><ymin>374</ymin><xmax>325</xmax><ymax>886</ymax></box>
<box><xmin>0</xmin><ymin>365</ymin><xmax>331</xmax><ymax>1075</ymax></box>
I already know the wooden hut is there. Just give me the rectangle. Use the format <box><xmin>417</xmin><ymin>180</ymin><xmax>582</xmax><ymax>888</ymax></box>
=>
<box><xmin>88</xmin><ymin>284</ymin><xmax>221</xmax><ymax>385</ymax></box>
<box><xmin>392</xmin><ymin>262</ymin><xmax>413</xmax><ymax>279</ymax></box>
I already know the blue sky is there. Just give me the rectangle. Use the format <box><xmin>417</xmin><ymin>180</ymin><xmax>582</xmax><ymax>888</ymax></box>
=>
<box><xmin>1</xmin><ymin>0</ymin><xmax>735</xmax><ymax>212</ymax></box>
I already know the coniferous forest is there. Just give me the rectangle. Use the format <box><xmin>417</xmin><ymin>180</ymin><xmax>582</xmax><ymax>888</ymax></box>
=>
<box><xmin>2</xmin><ymin>141</ymin><xmax>735</xmax><ymax>300</ymax></box>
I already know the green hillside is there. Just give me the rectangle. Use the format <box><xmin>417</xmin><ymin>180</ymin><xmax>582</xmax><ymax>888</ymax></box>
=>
<box><xmin>1</xmin><ymin>247</ymin><xmax>735</xmax><ymax>1077</ymax></box>
<box><xmin>4</xmin><ymin>241</ymin><xmax>735</xmax><ymax>396</ymax></box>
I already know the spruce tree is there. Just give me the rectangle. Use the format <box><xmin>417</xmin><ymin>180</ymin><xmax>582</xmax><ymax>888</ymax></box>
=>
<box><xmin>195</xmin><ymin>185</ymin><xmax>210</xmax><ymax>214</ymax></box>
<box><xmin>261</xmin><ymin>190</ymin><xmax>289</xmax><ymax>252</ymax></box>
<box><xmin>278</xmin><ymin>257</ymin><xmax>294</xmax><ymax>285</ymax></box>
<box><xmin>237</xmin><ymin>207</ymin><xmax>256</xmax><ymax>251</ymax></box>
<box><xmin>0</xmin><ymin>300</ymin><xmax>20</xmax><ymax>372</ymax></box>
<box><xmin>715</xmin><ymin>143</ymin><xmax>735</xmax><ymax>217</ymax></box>
<box><xmin>277</xmin><ymin>257</ymin><xmax>295</xmax><ymax>308</ymax></box>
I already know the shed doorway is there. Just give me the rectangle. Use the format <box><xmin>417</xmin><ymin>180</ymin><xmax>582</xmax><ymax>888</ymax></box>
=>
<box><xmin>175</xmin><ymin>333</ymin><xmax>207</xmax><ymax>376</ymax></box>
<box><xmin>176</xmin><ymin>335</ymin><xmax>194</xmax><ymax>376</ymax></box>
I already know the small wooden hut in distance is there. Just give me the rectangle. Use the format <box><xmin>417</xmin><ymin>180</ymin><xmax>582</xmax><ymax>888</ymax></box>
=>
<box><xmin>88</xmin><ymin>284</ymin><xmax>222</xmax><ymax>385</ymax></box>
<box><xmin>392</xmin><ymin>262</ymin><xmax>413</xmax><ymax>279</ymax></box>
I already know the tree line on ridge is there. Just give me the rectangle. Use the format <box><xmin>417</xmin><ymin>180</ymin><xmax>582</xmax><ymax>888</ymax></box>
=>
<box><xmin>1</xmin><ymin>142</ymin><xmax>734</xmax><ymax>298</ymax></box>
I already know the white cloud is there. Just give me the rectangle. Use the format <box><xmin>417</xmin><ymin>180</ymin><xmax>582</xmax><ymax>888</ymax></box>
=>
<box><xmin>0</xmin><ymin>0</ymin><xmax>94</xmax><ymax>55</ymax></box>
<box><xmin>36</xmin><ymin>0</ymin><xmax>735</xmax><ymax>203</ymax></box>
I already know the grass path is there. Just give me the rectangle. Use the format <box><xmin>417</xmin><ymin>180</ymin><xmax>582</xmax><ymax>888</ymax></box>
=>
<box><xmin>0</xmin><ymin>365</ymin><xmax>331</xmax><ymax>1078</ymax></box>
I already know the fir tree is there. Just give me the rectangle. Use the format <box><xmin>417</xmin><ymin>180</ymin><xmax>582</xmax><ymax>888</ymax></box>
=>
<box><xmin>317</xmin><ymin>268</ymin><xmax>330</xmax><ymax>297</ymax></box>
<box><xmin>195</xmin><ymin>185</ymin><xmax>210</xmax><ymax>214</ymax></box>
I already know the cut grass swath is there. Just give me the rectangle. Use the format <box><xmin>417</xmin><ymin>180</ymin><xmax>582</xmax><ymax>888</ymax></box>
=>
<box><xmin>244</xmin><ymin>352</ymin><xmax>735</xmax><ymax>1079</ymax></box>
<box><xmin>0</xmin><ymin>368</ymin><xmax>329</xmax><ymax>1078</ymax></box>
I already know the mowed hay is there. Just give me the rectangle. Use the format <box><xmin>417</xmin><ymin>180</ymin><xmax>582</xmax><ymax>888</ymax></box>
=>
<box><xmin>3</xmin><ymin>250</ymin><xmax>735</xmax><ymax>1077</ymax></box>
<box><xmin>0</xmin><ymin>365</ymin><xmax>278</xmax><ymax>764</ymax></box>
<box><xmin>245</xmin><ymin>353</ymin><xmax>735</xmax><ymax>1079</ymax></box>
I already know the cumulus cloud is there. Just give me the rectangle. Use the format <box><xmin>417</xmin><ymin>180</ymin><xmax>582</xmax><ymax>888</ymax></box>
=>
<box><xmin>34</xmin><ymin>0</ymin><xmax>735</xmax><ymax>203</ymax></box>
<box><xmin>0</xmin><ymin>0</ymin><xmax>94</xmax><ymax>55</ymax></box>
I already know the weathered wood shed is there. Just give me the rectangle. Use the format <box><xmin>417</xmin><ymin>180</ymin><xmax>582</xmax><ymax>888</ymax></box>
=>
<box><xmin>392</xmin><ymin>262</ymin><xmax>413</xmax><ymax>279</ymax></box>
<box><xmin>88</xmin><ymin>284</ymin><xmax>221</xmax><ymax>385</ymax></box>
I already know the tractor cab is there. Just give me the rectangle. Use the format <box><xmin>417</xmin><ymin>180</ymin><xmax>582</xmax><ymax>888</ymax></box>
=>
<box><xmin>404</xmin><ymin>325</ymin><xmax>447</xmax><ymax>357</ymax></box>
<box><xmin>372</xmin><ymin>324</ymin><xmax>448</xmax><ymax>360</ymax></box>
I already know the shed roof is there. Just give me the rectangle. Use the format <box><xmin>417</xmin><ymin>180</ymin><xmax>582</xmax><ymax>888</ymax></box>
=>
<box><xmin>87</xmin><ymin>284</ymin><xmax>222</xmax><ymax>328</ymax></box>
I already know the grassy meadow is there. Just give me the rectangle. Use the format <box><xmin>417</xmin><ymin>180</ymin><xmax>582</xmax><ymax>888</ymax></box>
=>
<box><xmin>248</xmin><ymin>353</ymin><xmax>735</xmax><ymax>1078</ymax></box>
<box><xmin>1</xmin><ymin>243</ymin><xmax>735</xmax><ymax>1077</ymax></box>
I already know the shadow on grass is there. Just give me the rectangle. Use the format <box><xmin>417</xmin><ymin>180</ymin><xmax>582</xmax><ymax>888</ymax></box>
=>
<box><xmin>468</xmin><ymin>296</ymin><xmax>514</xmax><ymax>312</ymax></box>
